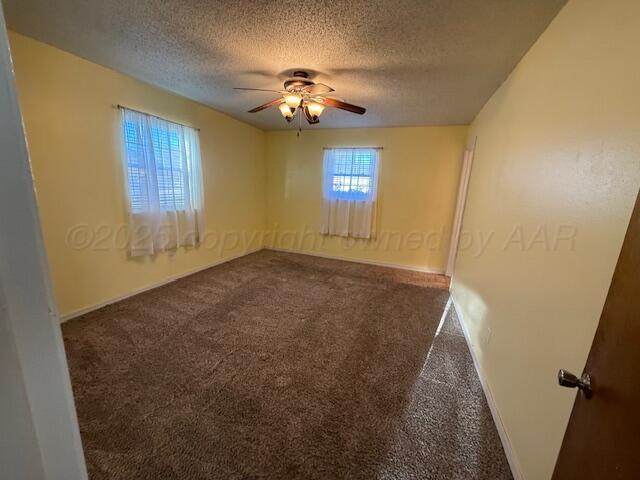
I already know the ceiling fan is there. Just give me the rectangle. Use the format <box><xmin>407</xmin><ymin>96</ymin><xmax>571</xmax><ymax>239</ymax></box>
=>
<box><xmin>234</xmin><ymin>71</ymin><xmax>366</xmax><ymax>125</ymax></box>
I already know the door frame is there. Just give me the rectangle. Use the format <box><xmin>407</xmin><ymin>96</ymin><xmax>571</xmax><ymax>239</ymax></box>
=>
<box><xmin>446</xmin><ymin>137</ymin><xmax>476</xmax><ymax>277</ymax></box>
<box><xmin>0</xmin><ymin>6</ymin><xmax>87</xmax><ymax>479</ymax></box>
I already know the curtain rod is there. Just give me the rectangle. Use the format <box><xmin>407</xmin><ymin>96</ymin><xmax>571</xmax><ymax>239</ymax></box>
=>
<box><xmin>323</xmin><ymin>146</ymin><xmax>383</xmax><ymax>150</ymax></box>
<box><xmin>114</xmin><ymin>104</ymin><xmax>200</xmax><ymax>131</ymax></box>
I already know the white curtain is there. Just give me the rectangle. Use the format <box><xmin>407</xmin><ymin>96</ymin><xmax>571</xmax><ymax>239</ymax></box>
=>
<box><xmin>121</xmin><ymin>108</ymin><xmax>204</xmax><ymax>256</ymax></box>
<box><xmin>320</xmin><ymin>148</ymin><xmax>380</xmax><ymax>239</ymax></box>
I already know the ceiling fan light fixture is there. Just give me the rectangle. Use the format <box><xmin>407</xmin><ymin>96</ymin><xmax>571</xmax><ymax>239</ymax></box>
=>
<box><xmin>284</xmin><ymin>93</ymin><xmax>302</xmax><ymax>110</ymax></box>
<box><xmin>306</xmin><ymin>101</ymin><xmax>325</xmax><ymax>119</ymax></box>
<box><xmin>278</xmin><ymin>102</ymin><xmax>294</xmax><ymax>120</ymax></box>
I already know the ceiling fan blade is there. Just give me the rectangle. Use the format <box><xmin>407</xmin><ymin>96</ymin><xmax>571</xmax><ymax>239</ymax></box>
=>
<box><xmin>301</xmin><ymin>83</ymin><xmax>335</xmax><ymax>95</ymax></box>
<box><xmin>303</xmin><ymin>106</ymin><xmax>320</xmax><ymax>124</ymax></box>
<box><xmin>248</xmin><ymin>98</ymin><xmax>283</xmax><ymax>113</ymax></box>
<box><xmin>234</xmin><ymin>87</ymin><xmax>284</xmax><ymax>93</ymax></box>
<box><xmin>322</xmin><ymin>97</ymin><xmax>366</xmax><ymax>115</ymax></box>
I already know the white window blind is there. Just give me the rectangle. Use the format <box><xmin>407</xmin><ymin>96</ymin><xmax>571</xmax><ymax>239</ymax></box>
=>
<box><xmin>323</xmin><ymin>148</ymin><xmax>379</xmax><ymax>201</ymax></box>
<box><xmin>123</xmin><ymin>116</ymin><xmax>191</xmax><ymax>213</ymax></box>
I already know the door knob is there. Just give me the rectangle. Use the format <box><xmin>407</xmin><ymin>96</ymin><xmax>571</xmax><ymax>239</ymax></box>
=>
<box><xmin>558</xmin><ymin>369</ymin><xmax>592</xmax><ymax>399</ymax></box>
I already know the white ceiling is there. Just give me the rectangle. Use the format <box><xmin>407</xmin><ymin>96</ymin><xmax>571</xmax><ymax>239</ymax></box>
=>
<box><xmin>4</xmin><ymin>0</ymin><xmax>566</xmax><ymax>130</ymax></box>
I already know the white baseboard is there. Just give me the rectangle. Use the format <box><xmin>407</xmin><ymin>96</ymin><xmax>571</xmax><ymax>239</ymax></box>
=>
<box><xmin>267</xmin><ymin>246</ymin><xmax>447</xmax><ymax>276</ymax></box>
<box><xmin>450</xmin><ymin>294</ymin><xmax>524</xmax><ymax>480</ymax></box>
<box><xmin>60</xmin><ymin>247</ymin><xmax>265</xmax><ymax>322</ymax></box>
<box><xmin>61</xmin><ymin>247</ymin><xmax>443</xmax><ymax>322</ymax></box>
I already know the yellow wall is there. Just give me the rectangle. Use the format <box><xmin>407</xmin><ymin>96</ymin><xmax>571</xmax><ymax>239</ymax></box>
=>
<box><xmin>9</xmin><ymin>32</ymin><xmax>466</xmax><ymax>318</ymax></box>
<box><xmin>451</xmin><ymin>1</ymin><xmax>640</xmax><ymax>479</ymax></box>
<box><xmin>265</xmin><ymin>127</ymin><xmax>468</xmax><ymax>272</ymax></box>
<box><xmin>9</xmin><ymin>32</ymin><xmax>266</xmax><ymax>318</ymax></box>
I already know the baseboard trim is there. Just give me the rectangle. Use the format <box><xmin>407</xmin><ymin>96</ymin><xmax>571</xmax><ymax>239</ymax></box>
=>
<box><xmin>60</xmin><ymin>247</ymin><xmax>265</xmax><ymax>322</ymax></box>
<box><xmin>450</xmin><ymin>294</ymin><xmax>524</xmax><ymax>480</ymax></box>
<box><xmin>267</xmin><ymin>247</ymin><xmax>447</xmax><ymax>276</ymax></box>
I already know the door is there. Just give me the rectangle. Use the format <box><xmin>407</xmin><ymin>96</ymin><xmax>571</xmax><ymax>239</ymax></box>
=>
<box><xmin>553</xmin><ymin>188</ymin><xmax>640</xmax><ymax>479</ymax></box>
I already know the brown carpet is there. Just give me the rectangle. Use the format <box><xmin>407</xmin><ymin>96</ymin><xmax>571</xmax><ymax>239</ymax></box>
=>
<box><xmin>62</xmin><ymin>250</ymin><xmax>512</xmax><ymax>480</ymax></box>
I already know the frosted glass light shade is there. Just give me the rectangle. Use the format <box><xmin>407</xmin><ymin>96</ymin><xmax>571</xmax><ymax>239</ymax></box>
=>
<box><xmin>306</xmin><ymin>101</ymin><xmax>325</xmax><ymax>117</ymax></box>
<box><xmin>284</xmin><ymin>94</ymin><xmax>302</xmax><ymax>109</ymax></box>
<box><xmin>279</xmin><ymin>102</ymin><xmax>294</xmax><ymax>118</ymax></box>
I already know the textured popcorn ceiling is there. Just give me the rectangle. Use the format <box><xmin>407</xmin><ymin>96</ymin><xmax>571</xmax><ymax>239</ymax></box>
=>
<box><xmin>4</xmin><ymin>0</ymin><xmax>566</xmax><ymax>130</ymax></box>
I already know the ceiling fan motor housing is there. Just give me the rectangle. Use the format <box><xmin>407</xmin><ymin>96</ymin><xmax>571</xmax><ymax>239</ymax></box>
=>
<box><xmin>284</xmin><ymin>70</ymin><xmax>314</xmax><ymax>92</ymax></box>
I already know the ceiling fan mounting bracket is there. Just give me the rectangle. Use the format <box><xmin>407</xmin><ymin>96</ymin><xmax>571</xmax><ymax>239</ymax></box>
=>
<box><xmin>284</xmin><ymin>70</ymin><xmax>315</xmax><ymax>92</ymax></box>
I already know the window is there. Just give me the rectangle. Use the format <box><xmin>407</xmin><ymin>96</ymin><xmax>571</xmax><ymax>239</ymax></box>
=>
<box><xmin>322</xmin><ymin>148</ymin><xmax>379</xmax><ymax>201</ymax></box>
<box><xmin>121</xmin><ymin>108</ymin><xmax>201</xmax><ymax>214</ymax></box>
<box><xmin>120</xmin><ymin>108</ymin><xmax>204</xmax><ymax>256</ymax></box>
<box><xmin>320</xmin><ymin>148</ymin><xmax>380</xmax><ymax>238</ymax></box>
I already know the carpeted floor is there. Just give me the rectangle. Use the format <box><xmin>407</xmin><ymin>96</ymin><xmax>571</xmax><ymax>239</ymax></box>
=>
<box><xmin>62</xmin><ymin>250</ymin><xmax>512</xmax><ymax>480</ymax></box>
